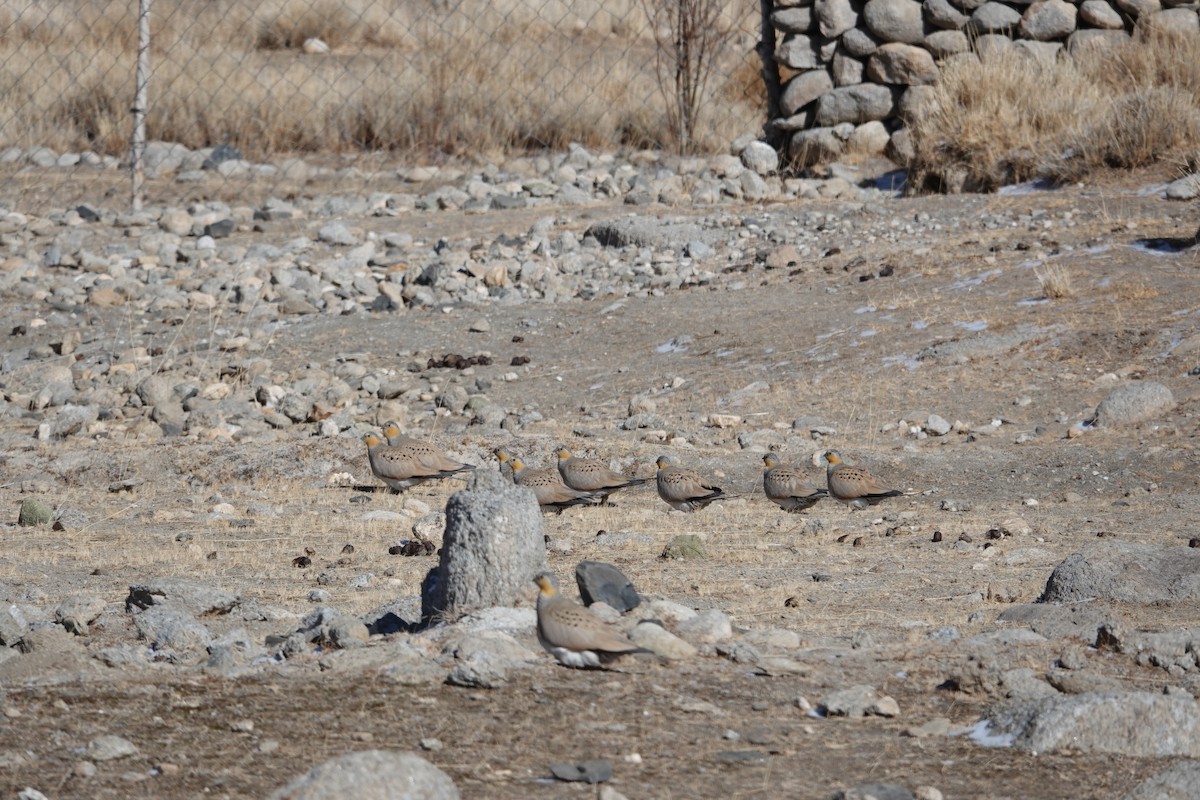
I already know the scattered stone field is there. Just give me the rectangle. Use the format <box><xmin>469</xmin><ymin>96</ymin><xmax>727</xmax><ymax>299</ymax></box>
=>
<box><xmin>0</xmin><ymin>153</ymin><xmax>1198</xmax><ymax>799</ymax></box>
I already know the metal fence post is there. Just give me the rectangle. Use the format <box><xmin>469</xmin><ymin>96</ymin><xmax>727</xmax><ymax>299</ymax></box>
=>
<box><xmin>132</xmin><ymin>0</ymin><xmax>151</xmax><ymax>211</ymax></box>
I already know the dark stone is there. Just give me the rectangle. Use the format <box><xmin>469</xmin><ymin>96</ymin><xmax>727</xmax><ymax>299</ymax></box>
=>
<box><xmin>201</xmin><ymin>144</ymin><xmax>243</xmax><ymax>169</ymax></box>
<box><xmin>549</xmin><ymin>759</ymin><xmax>612</xmax><ymax>784</ymax></box>
<box><xmin>204</xmin><ymin>219</ymin><xmax>235</xmax><ymax>239</ymax></box>
<box><xmin>575</xmin><ymin>561</ymin><xmax>641</xmax><ymax>612</ymax></box>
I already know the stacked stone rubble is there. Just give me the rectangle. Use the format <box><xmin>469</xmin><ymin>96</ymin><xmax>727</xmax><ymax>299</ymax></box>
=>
<box><xmin>767</xmin><ymin>0</ymin><xmax>1200</xmax><ymax>166</ymax></box>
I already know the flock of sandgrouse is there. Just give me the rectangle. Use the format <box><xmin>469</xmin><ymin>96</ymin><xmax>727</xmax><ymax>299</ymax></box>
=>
<box><xmin>363</xmin><ymin>423</ymin><xmax>905</xmax><ymax>513</ymax></box>
<box><xmin>362</xmin><ymin>423</ymin><xmax>908</xmax><ymax>669</ymax></box>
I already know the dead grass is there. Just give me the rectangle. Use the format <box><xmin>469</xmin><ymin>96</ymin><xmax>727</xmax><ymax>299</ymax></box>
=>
<box><xmin>1035</xmin><ymin>263</ymin><xmax>1072</xmax><ymax>300</ymax></box>
<box><xmin>908</xmin><ymin>28</ymin><xmax>1200</xmax><ymax>192</ymax></box>
<box><xmin>0</xmin><ymin>0</ymin><xmax>760</xmax><ymax>159</ymax></box>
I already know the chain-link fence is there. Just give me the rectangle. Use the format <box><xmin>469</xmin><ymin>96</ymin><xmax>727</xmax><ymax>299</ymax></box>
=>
<box><xmin>0</xmin><ymin>0</ymin><xmax>767</xmax><ymax>210</ymax></box>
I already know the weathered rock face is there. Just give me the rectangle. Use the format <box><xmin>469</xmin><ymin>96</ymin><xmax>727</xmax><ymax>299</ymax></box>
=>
<box><xmin>1039</xmin><ymin>541</ymin><xmax>1200</xmax><ymax>604</ymax></box>
<box><xmin>268</xmin><ymin>750</ymin><xmax>461</xmax><ymax>799</ymax></box>
<box><xmin>767</xmin><ymin>0</ymin><xmax>1190</xmax><ymax>166</ymax></box>
<box><xmin>420</xmin><ymin>469</ymin><xmax>546</xmax><ymax>622</ymax></box>
<box><xmin>985</xmin><ymin>692</ymin><xmax>1200</xmax><ymax>757</ymax></box>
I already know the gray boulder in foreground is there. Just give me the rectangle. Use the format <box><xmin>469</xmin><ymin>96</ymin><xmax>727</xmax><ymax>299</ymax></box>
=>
<box><xmin>421</xmin><ymin>470</ymin><xmax>545</xmax><ymax>623</ymax></box>
<box><xmin>1039</xmin><ymin>541</ymin><xmax>1200</xmax><ymax>604</ymax></box>
<box><xmin>1093</xmin><ymin>381</ymin><xmax>1174</xmax><ymax>427</ymax></box>
<box><xmin>985</xmin><ymin>692</ymin><xmax>1200</xmax><ymax>757</ymax></box>
<box><xmin>269</xmin><ymin>750</ymin><xmax>459</xmax><ymax>800</ymax></box>
<box><xmin>1122</xmin><ymin>760</ymin><xmax>1200</xmax><ymax>800</ymax></box>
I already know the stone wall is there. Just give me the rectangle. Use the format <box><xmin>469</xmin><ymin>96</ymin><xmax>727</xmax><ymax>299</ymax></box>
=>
<box><xmin>766</xmin><ymin>0</ymin><xmax>1200</xmax><ymax>166</ymax></box>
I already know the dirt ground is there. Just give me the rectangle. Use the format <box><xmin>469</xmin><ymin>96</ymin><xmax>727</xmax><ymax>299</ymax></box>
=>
<box><xmin>1</xmin><ymin>167</ymin><xmax>1199</xmax><ymax>799</ymax></box>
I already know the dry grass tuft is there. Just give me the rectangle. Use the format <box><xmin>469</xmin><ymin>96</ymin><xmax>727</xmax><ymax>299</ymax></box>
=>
<box><xmin>908</xmin><ymin>29</ymin><xmax>1200</xmax><ymax>192</ymax></box>
<box><xmin>1035</xmin><ymin>263</ymin><xmax>1072</xmax><ymax>300</ymax></box>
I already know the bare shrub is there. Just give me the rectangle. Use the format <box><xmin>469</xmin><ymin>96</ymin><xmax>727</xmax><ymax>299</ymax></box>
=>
<box><xmin>638</xmin><ymin>0</ymin><xmax>742</xmax><ymax>153</ymax></box>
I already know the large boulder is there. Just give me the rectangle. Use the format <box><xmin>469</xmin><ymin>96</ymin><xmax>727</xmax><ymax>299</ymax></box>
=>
<box><xmin>1093</xmin><ymin>381</ymin><xmax>1175</xmax><ymax>427</ymax></box>
<box><xmin>269</xmin><ymin>750</ymin><xmax>459</xmax><ymax>800</ymax></box>
<box><xmin>420</xmin><ymin>470</ymin><xmax>545</xmax><ymax>622</ymax></box>
<box><xmin>1040</xmin><ymin>541</ymin><xmax>1200</xmax><ymax>604</ymax></box>
<box><xmin>985</xmin><ymin>692</ymin><xmax>1200</xmax><ymax>756</ymax></box>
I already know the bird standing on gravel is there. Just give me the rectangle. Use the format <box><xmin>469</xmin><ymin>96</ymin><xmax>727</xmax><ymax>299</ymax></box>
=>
<box><xmin>555</xmin><ymin>446</ymin><xmax>647</xmax><ymax>503</ymax></box>
<box><xmin>822</xmin><ymin>450</ymin><xmax>902</xmax><ymax>509</ymax></box>
<box><xmin>510</xmin><ymin>456</ymin><xmax>605</xmax><ymax>513</ymax></box>
<box><xmin>762</xmin><ymin>452</ymin><xmax>827</xmax><ymax>512</ymax></box>
<box><xmin>655</xmin><ymin>455</ymin><xmax>725</xmax><ymax>512</ymax></box>
<box><xmin>493</xmin><ymin>446</ymin><xmax>516</xmax><ymax>481</ymax></box>
<box><xmin>533</xmin><ymin>572</ymin><xmax>645</xmax><ymax>669</ymax></box>
<box><xmin>363</xmin><ymin>431</ymin><xmax>475</xmax><ymax>493</ymax></box>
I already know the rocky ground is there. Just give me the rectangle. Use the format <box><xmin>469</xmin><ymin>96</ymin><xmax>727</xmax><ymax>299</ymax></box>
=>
<box><xmin>0</xmin><ymin>146</ymin><xmax>1199</xmax><ymax>799</ymax></box>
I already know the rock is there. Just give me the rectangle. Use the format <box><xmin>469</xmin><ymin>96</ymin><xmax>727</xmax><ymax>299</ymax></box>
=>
<box><xmin>1066</xmin><ymin>28</ymin><xmax>1129</xmax><ymax>55</ymax></box>
<box><xmin>1018</xmin><ymin>0</ymin><xmax>1077</xmax><ymax>40</ymax></box>
<box><xmin>0</xmin><ymin>605</ymin><xmax>28</xmax><ymax>647</ymax></box>
<box><xmin>133</xmin><ymin>605</ymin><xmax>212</xmax><ymax>655</ymax></box>
<box><xmin>125</xmin><ymin>578</ymin><xmax>240</xmax><ymax>616</ymax></box>
<box><xmin>1113</xmin><ymin>0</ymin><xmax>1160</xmax><ymax>15</ymax></box>
<box><xmin>1122</xmin><ymin>760</ymin><xmax>1200</xmax><ymax>800</ymax></box>
<box><xmin>863</xmin><ymin>0</ymin><xmax>928</xmax><ymax>43</ymax></box>
<box><xmin>1013</xmin><ymin>39</ymin><xmax>1062</xmax><ymax>64</ymax></box>
<box><xmin>1153</xmin><ymin>6</ymin><xmax>1198</xmax><ymax>29</ymax></box>
<box><xmin>268</xmin><ymin>750</ymin><xmax>460</xmax><ymax>799</ymax></box>
<box><xmin>420</xmin><ymin>470</ymin><xmax>545</xmax><ymax>622</ymax></box>
<box><xmin>661</xmin><ymin>534</ymin><xmax>708</xmax><ymax>560</ymax></box>
<box><xmin>870</xmin><ymin>695</ymin><xmax>901</xmax><ymax>716</ymax></box>
<box><xmin>55</xmin><ymin>594</ymin><xmax>106</xmax><ymax>635</ymax></box>
<box><xmin>985</xmin><ymin>692</ymin><xmax>1200</xmax><ymax>756</ymax></box>
<box><xmin>777</xmin><ymin>34</ymin><xmax>825</xmax><ymax>70</ymax></box>
<box><xmin>772</xmin><ymin>7</ymin><xmax>814</xmax><ymax>32</ymax></box>
<box><xmin>1040</xmin><ymin>541</ymin><xmax>1200</xmax><ymax>604</ymax></box>
<box><xmin>920</xmin><ymin>415</ymin><xmax>952</xmax><ymax>437</ymax></box>
<box><xmin>819</xmin><ymin>684</ymin><xmax>880</xmax><ymax>717</ymax></box>
<box><xmin>998</xmin><ymin>603</ymin><xmax>1119</xmax><ymax>641</ymax></box>
<box><xmin>842</xmin><ymin>27</ymin><xmax>881</xmax><ymax>56</ymax></box>
<box><xmin>815</xmin><ymin>0</ymin><xmax>860</xmax><ymax>37</ymax></box>
<box><xmin>1046</xmin><ymin>670</ymin><xmax>1129</xmax><ymax>695</ymax></box>
<box><xmin>17</xmin><ymin>498</ymin><xmax>52</xmax><ymax>527</ymax></box>
<box><xmin>924</xmin><ymin>0</ymin><xmax>970</xmax><ymax>28</ymax></box>
<box><xmin>445</xmin><ymin>654</ymin><xmax>509</xmax><ymax>689</ymax></box>
<box><xmin>1165</xmin><ymin>173</ymin><xmax>1200</xmax><ymax>201</ymax></box>
<box><xmin>629</xmin><ymin>621</ymin><xmax>697</xmax><ymax>660</ymax></box>
<box><xmin>740</xmin><ymin>141</ymin><xmax>779</xmax><ymax>175</ymax></box>
<box><xmin>1079</xmin><ymin>0</ymin><xmax>1125</xmax><ymax>27</ymax></box>
<box><xmin>584</xmin><ymin>218</ymin><xmax>720</xmax><ymax>250</ymax></box>
<box><xmin>41</xmin><ymin>404</ymin><xmax>99</xmax><ymax>438</ymax></box>
<box><xmin>834</xmin><ymin>785</ymin><xmax>915</xmax><ymax>800</ymax></box>
<box><xmin>781</xmin><ymin>70</ymin><xmax>835</xmax><ymax>116</ymax></box>
<box><xmin>317</xmin><ymin>222</ymin><xmax>358</xmax><ymax>246</ymax></box>
<box><xmin>866</xmin><ymin>43</ymin><xmax>939</xmax><ymax>85</ymax></box>
<box><xmin>832</xmin><ymin>52</ymin><xmax>864</xmax><ymax>85</ymax></box>
<box><xmin>1093</xmin><ymin>381</ymin><xmax>1175</xmax><ymax>426</ymax></box>
<box><xmin>575</xmin><ymin>561</ymin><xmax>640</xmax><ymax>612</ymax></box>
<box><xmin>923</xmin><ymin>30</ymin><xmax>970</xmax><ymax>59</ymax></box>
<box><xmin>206</xmin><ymin>628</ymin><xmax>266</xmax><ymax>671</ymax></box>
<box><xmin>327</xmin><ymin>616</ymin><xmax>370</xmax><ymax>649</ymax></box>
<box><xmin>86</xmin><ymin>734</ymin><xmax>139</xmax><ymax>761</ymax></box>
<box><xmin>676</xmin><ymin>608</ymin><xmax>734</xmax><ymax>644</ymax></box>
<box><xmin>789</xmin><ymin>127</ymin><xmax>845</xmax><ymax>167</ymax></box>
<box><xmin>814</xmin><ymin>84</ymin><xmax>897</xmax><ymax>126</ymax></box>
<box><xmin>849</xmin><ymin>121</ymin><xmax>890</xmax><ymax>153</ymax></box>
<box><xmin>969</xmin><ymin>1</ymin><xmax>1022</xmax><ymax>33</ymax></box>
<box><xmin>301</xmin><ymin>37</ymin><xmax>330</xmax><ymax>54</ymax></box>
<box><xmin>550</xmin><ymin>759</ymin><xmax>613</xmax><ymax>784</ymax></box>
